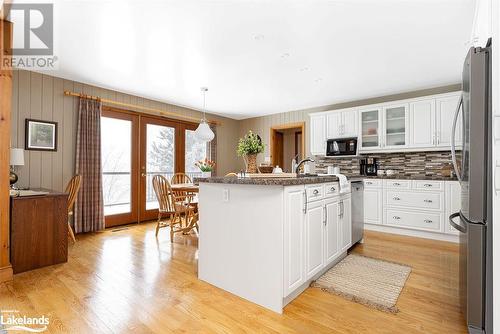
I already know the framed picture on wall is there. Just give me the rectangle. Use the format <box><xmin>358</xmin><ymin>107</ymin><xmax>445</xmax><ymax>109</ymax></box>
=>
<box><xmin>25</xmin><ymin>119</ymin><xmax>58</xmax><ymax>151</ymax></box>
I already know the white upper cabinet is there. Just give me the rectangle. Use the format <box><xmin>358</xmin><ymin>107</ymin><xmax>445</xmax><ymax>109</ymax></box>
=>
<box><xmin>309</xmin><ymin>114</ymin><xmax>326</xmax><ymax>155</ymax></box>
<box><xmin>342</xmin><ymin>110</ymin><xmax>358</xmax><ymax>138</ymax></box>
<box><xmin>310</xmin><ymin>91</ymin><xmax>462</xmax><ymax>155</ymax></box>
<box><xmin>326</xmin><ymin>110</ymin><xmax>358</xmax><ymax>139</ymax></box>
<box><xmin>326</xmin><ymin>112</ymin><xmax>342</xmax><ymax>139</ymax></box>
<box><xmin>410</xmin><ymin>99</ymin><xmax>435</xmax><ymax>147</ymax></box>
<box><xmin>383</xmin><ymin>103</ymin><xmax>409</xmax><ymax>149</ymax></box>
<box><xmin>359</xmin><ymin>108</ymin><xmax>382</xmax><ymax>150</ymax></box>
<box><xmin>436</xmin><ymin>95</ymin><xmax>462</xmax><ymax>148</ymax></box>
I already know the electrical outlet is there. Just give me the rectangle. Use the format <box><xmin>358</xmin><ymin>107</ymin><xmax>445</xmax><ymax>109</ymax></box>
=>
<box><xmin>222</xmin><ymin>189</ymin><xmax>229</xmax><ymax>202</ymax></box>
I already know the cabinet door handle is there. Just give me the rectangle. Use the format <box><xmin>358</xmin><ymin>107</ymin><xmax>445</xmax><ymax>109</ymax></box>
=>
<box><xmin>330</xmin><ymin>186</ymin><xmax>336</xmax><ymax>192</ymax></box>
<box><xmin>424</xmin><ymin>199</ymin><xmax>433</xmax><ymax>203</ymax></box>
<box><xmin>393</xmin><ymin>182</ymin><xmax>400</xmax><ymax>186</ymax></box>
<box><xmin>366</xmin><ymin>182</ymin><xmax>373</xmax><ymax>185</ymax></box>
<box><xmin>423</xmin><ymin>184</ymin><xmax>433</xmax><ymax>187</ymax></box>
<box><xmin>393</xmin><ymin>216</ymin><xmax>401</xmax><ymax>220</ymax></box>
<box><xmin>424</xmin><ymin>219</ymin><xmax>433</xmax><ymax>223</ymax></box>
<box><xmin>313</xmin><ymin>189</ymin><xmax>319</xmax><ymax>195</ymax></box>
<box><xmin>393</xmin><ymin>197</ymin><xmax>401</xmax><ymax>201</ymax></box>
<box><xmin>436</xmin><ymin>131</ymin><xmax>440</xmax><ymax>145</ymax></box>
<box><xmin>303</xmin><ymin>190</ymin><xmax>307</xmax><ymax>214</ymax></box>
<box><xmin>324</xmin><ymin>206</ymin><xmax>327</xmax><ymax>225</ymax></box>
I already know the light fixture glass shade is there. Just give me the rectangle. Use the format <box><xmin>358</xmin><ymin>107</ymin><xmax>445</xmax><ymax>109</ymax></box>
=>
<box><xmin>195</xmin><ymin>120</ymin><xmax>215</xmax><ymax>142</ymax></box>
<box><xmin>10</xmin><ymin>148</ymin><xmax>25</xmax><ymax>166</ymax></box>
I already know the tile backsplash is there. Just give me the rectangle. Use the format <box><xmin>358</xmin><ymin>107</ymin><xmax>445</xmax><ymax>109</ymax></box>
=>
<box><xmin>314</xmin><ymin>151</ymin><xmax>459</xmax><ymax>178</ymax></box>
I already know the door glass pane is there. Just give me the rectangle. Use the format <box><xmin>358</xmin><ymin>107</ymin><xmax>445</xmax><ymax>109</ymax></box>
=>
<box><xmin>385</xmin><ymin>106</ymin><xmax>406</xmax><ymax>146</ymax></box>
<box><xmin>101</xmin><ymin>117</ymin><xmax>132</xmax><ymax>216</ymax></box>
<box><xmin>146</xmin><ymin>124</ymin><xmax>175</xmax><ymax>210</ymax></box>
<box><xmin>361</xmin><ymin>110</ymin><xmax>379</xmax><ymax>147</ymax></box>
<box><xmin>185</xmin><ymin>129</ymin><xmax>207</xmax><ymax>180</ymax></box>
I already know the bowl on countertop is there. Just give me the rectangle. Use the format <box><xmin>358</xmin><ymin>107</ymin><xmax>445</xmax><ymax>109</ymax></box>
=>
<box><xmin>258</xmin><ymin>165</ymin><xmax>274</xmax><ymax>174</ymax></box>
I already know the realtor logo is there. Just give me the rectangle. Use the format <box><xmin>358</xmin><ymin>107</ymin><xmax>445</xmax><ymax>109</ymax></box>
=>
<box><xmin>8</xmin><ymin>3</ymin><xmax>53</xmax><ymax>55</ymax></box>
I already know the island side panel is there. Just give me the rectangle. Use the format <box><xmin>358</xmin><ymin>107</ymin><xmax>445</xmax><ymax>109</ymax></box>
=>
<box><xmin>198</xmin><ymin>183</ymin><xmax>284</xmax><ymax>313</ymax></box>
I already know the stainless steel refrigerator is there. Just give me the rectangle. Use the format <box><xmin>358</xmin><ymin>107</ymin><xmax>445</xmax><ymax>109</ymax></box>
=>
<box><xmin>449</xmin><ymin>39</ymin><xmax>492</xmax><ymax>334</ymax></box>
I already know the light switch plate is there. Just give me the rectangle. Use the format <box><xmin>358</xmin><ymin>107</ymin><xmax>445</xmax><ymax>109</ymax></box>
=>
<box><xmin>222</xmin><ymin>189</ymin><xmax>229</xmax><ymax>202</ymax></box>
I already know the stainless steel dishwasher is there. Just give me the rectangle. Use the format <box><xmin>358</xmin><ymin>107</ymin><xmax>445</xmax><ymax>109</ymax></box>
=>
<box><xmin>350</xmin><ymin>180</ymin><xmax>364</xmax><ymax>245</ymax></box>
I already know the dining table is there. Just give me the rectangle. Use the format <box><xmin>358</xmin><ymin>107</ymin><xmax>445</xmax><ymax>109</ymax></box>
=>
<box><xmin>170</xmin><ymin>183</ymin><xmax>199</xmax><ymax>234</ymax></box>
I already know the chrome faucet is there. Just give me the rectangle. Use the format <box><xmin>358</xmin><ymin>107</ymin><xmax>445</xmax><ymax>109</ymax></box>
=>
<box><xmin>295</xmin><ymin>157</ymin><xmax>315</xmax><ymax>174</ymax></box>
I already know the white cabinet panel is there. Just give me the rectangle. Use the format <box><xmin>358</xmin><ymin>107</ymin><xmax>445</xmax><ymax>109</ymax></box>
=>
<box><xmin>383</xmin><ymin>103</ymin><xmax>409</xmax><ymax>148</ymax></box>
<box><xmin>326</xmin><ymin>112</ymin><xmax>342</xmax><ymax>139</ymax></box>
<box><xmin>310</xmin><ymin>115</ymin><xmax>326</xmax><ymax>155</ymax></box>
<box><xmin>340</xmin><ymin>197</ymin><xmax>352</xmax><ymax>252</ymax></box>
<box><xmin>445</xmin><ymin>181</ymin><xmax>461</xmax><ymax>235</ymax></box>
<box><xmin>410</xmin><ymin>99</ymin><xmax>435</xmax><ymax>147</ymax></box>
<box><xmin>436</xmin><ymin>95</ymin><xmax>462</xmax><ymax>147</ymax></box>
<box><xmin>364</xmin><ymin>188</ymin><xmax>383</xmax><ymax>225</ymax></box>
<box><xmin>386</xmin><ymin>209</ymin><xmax>442</xmax><ymax>232</ymax></box>
<box><xmin>305</xmin><ymin>201</ymin><xmax>325</xmax><ymax>279</ymax></box>
<box><xmin>386</xmin><ymin>190</ymin><xmax>444</xmax><ymax>211</ymax></box>
<box><xmin>283</xmin><ymin>186</ymin><xmax>305</xmax><ymax>296</ymax></box>
<box><xmin>324</xmin><ymin>198</ymin><xmax>340</xmax><ymax>264</ymax></box>
<box><xmin>342</xmin><ymin>110</ymin><xmax>358</xmax><ymax>138</ymax></box>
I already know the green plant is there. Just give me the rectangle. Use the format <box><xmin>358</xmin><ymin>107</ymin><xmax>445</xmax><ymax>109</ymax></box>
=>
<box><xmin>237</xmin><ymin>131</ymin><xmax>264</xmax><ymax>156</ymax></box>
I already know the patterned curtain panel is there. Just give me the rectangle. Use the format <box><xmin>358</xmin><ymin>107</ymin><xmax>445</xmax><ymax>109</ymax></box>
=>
<box><xmin>206</xmin><ymin>124</ymin><xmax>217</xmax><ymax>175</ymax></box>
<box><xmin>74</xmin><ymin>98</ymin><xmax>104</xmax><ymax>233</ymax></box>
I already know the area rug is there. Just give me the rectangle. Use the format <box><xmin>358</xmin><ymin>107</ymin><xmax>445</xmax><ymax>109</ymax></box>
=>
<box><xmin>311</xmin><ymin>254</ymin><xmax>411</xmax><ymax>313</ymax></box>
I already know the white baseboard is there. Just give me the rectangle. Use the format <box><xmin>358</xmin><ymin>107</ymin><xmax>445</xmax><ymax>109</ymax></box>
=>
<box><xmin>364</xmin><ymin>223</ymin><xmax>459</xmax><ymax>243</ymax></box>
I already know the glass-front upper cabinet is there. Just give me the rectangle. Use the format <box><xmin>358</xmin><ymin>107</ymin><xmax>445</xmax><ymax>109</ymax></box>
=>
<box><xmin>383</xmin><ymin>104</ymin><xmax>409</xmax><ymax>148</ymax></box>
<box><xmin>360</xmin><ymin>108</ymin><xmax>382</xmax><ymax>149</ymax></box>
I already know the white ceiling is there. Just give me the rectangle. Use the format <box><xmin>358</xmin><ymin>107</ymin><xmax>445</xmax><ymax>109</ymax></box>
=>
<box><xmin>16</xmin><ymin>0</ymin><xmax>474</xmax><ymax>119</ymax></box>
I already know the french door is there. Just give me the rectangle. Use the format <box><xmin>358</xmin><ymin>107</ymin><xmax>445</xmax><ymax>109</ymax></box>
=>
<box><xmin>101</xmin><ymin>108</ymin><xmax>208</xmax><ymax>227</ymax></box>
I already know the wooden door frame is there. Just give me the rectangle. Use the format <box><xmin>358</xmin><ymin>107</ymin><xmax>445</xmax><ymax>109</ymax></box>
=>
<box><xmin>0</xmin><ymin>19</ymin><xmax>13</xmax><ymax>282</ymax></box>
<box><xmin>270</xmin><ymin>122</ymin><xmax>305</xmax><ymax>167</ymax></box>
<box><xmin>101</xmin><ymin>109</ymin><xmax>140</xmax><ymax>228</ymax></box>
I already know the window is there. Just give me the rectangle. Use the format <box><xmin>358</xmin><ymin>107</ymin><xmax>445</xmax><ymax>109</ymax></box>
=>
<box><xmin>185</xmin><ymin>129</ymin><xmax>207</xmax><ymax>179</ymax></box>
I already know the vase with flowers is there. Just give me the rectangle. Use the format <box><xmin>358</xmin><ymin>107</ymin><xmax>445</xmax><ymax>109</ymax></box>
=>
<box><xmin>195</xmin><ymin>158</ymin><xmax>215</xmax><ymax>178</ymax></box>
<box><xmin>237</xmin><ymin>130</ymin><xmax>265</xmax><ymax>173</ymax></box>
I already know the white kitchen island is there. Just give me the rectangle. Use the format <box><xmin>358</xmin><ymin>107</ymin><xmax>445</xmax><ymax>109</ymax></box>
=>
<box><xmin>197</xmin><ymin>176</ymin><xmax>353</xmax><ymax>313</ymax></box>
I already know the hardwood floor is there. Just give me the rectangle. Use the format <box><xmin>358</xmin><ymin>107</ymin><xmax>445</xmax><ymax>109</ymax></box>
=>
<box><xmin>0</xmin><ymin>223</ymin><xmax>467</xmax><ymax>333</ymax></box>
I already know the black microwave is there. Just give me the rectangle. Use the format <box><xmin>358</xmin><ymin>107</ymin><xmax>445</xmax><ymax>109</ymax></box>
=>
<box><xmin>326</xmin><ymin>137</ymin><xmax>358</xmax><ymax>156</ymax></box>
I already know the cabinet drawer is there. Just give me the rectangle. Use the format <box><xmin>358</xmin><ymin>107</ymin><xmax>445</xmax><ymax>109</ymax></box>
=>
<box><xmin>306</xmin><ymin>185</ymin><xmax>324</xmax><ymax>202</ymax></box>
<box><xmin>363</xmin><ymin>179</ymin><xmax>382</xmax><ymax>188</ymax></box>
<box><xmin>412</xmin><ymin>180</ymin><xmax>444</xmax><ymax>191</ymax></box>
<box><xmin>383</xmin><ymin>179</ymin><xmax>411</xmax><ymax>189</ymax></box>
<box><xmin>324</xmin><ymin>182</ymin><xmax>340</xmax><ymax>198</ymax></box>
<box><xmin>386</xmin><ymin>209</ymin><xmax>442</xmax><ymax>232</ymax></box>
<box><xmin>386</xmin><ymin>190</ymin><xmax>444</xmax><ymax>211</ymax></box>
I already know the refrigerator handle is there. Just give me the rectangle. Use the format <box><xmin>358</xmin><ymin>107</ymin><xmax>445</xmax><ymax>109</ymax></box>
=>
<box><xmin>451</xmin><ymin>95</ymin><xmax>463</xmax><ymax>182</ymax></box>
<box><xmin>449</xmin><ymin>212</ymin><xmax>466</xmax><ymax>233</ymax></box>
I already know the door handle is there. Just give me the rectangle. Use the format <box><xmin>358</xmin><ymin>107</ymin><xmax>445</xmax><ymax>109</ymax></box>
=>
<box><xmin>323</xmin><ymin>206</ymin><xmax>327</xmax><ymax>225</ymax></box>
<box><xmin>424</xmin><ymin>199</ymin><xmax>433</xmax><ymax>203</ymax></box>
<box><xmin>393</xmin><ymin>197</ymin><xmax>401</xmax><ymax>201</ymax></box>
<box><xmin>424</xmin><ymin>219</ymin><xmax>433</xmax><ymax>224</ymax></box>
<box><xmin>451</xmin><ymin>95</ymin><xmax>463</xmax><ymax>182</ymax></box>
<box><xmin>141</xmin><ymin>173</ymin><xmax>147</xmax><ymax>177</ymax></box>
<box><xmin>449</xmin><ymin>212</ymin><xmax>466</xmax><ymax>233</ymax></box>
<box><xmin>303</xmin><ymin>190</ymin><xmax>307</xmax><ymax>214</ymax></box>
<box><xmin>393</xmin><ymin>216</ymin><xmax>401</xmax><ymax>220</ymax></box>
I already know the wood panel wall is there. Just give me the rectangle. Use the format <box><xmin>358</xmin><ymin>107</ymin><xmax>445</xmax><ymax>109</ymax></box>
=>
<box><xmin>10</xmin><ymin>70</ymin><xmax>241</xmax><ymax>190</ymax></box>
<box><xmin>237</xmin><ymin>84</ymin><xmax>462</xmax><ymax>169</ymax></box>
<box><xmin>0</xmin><ymin>19</ymin><xmax>13</xmax><ymax>282</ymax></box>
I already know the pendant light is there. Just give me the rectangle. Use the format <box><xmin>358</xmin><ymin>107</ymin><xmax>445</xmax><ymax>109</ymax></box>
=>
<box><xmin>195</xmin><ymin>87</ymin><xmax>215</xmax><ymax>142</ymax></box>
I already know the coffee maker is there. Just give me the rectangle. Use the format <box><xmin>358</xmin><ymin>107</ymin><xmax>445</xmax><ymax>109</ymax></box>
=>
<box><xmin>360</xmin><ymin>158</ymin><xmax>378</xmax><ymax>176</ymax></box>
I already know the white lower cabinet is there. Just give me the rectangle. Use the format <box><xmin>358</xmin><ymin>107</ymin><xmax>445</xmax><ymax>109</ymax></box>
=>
<box><xmin>305</xmin><ymin>200</ymin><xmax>325</xmax><ymax>279</ymax></box>
<box><xmin>284</xmin><ymin>183</ymin><xmax>353</xmax><ymax>297</ymax></box>
<box><xmin>324</xmin><ymin>198</ymin><xmax>340</xmax><ymax>264</ymax></box>
<box><xmin>363</xmin><ymin>178</ymin><xmax>461</xmax><ymax>241</ymax></box>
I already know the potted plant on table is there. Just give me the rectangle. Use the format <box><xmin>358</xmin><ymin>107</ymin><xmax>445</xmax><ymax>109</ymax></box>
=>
<box><xmin>237</xmin><ymin>130</ymin><xmax>265</xmax><ymax>173</ymax></box>
<box><xmin>196</xmin><ymin>158</ymin><xmax>215</xmax><ymax>178</ymax></box>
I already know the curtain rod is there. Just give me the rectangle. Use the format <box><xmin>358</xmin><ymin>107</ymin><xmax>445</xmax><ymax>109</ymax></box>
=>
<box><xmin>63</xmin><ymin>91</ymin><xmax>221</xmax><ymax>126</ymax></box>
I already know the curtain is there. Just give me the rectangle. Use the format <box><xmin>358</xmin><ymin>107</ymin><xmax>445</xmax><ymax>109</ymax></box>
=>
<box><xmin>206</xmin><ymin>124</ymin><xmax>217</xmax><ymax>175</ymax></box>
<box><xmin>74</xmin><ymin>98</ymin><xmax>104</xmax><ymax>233</ymax></box>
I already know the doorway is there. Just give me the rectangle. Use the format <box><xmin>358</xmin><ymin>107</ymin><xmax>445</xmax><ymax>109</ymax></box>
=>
<box><xmin>101</xmin><ymin>107</ymin><xmax>208</xmax><ymax>227</ymax></box>
<box><xmin>270</xmin><ymin>122</ymin><xmax>305</xmax><ymax>173</ymax></box>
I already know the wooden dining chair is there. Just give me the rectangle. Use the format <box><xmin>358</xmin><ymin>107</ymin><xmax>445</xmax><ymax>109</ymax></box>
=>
<box><xmin>171</xmin><ymin>173</ymin><xmax>192</xmax><ymax>185</ymax></box>
<box><xmin>65</xmin><ymin>174</ymin><xmax>82</xmax><ymax>243</ymax></box>
<box><xmin>152</xmin><ymin>175</ymin><xmax>196</xmax><ymax>242</ymax></box>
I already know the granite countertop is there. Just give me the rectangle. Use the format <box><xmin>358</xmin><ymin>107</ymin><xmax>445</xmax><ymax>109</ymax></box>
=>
<box><xmin>195</xmin><ymin>175</ymin><xmax>339</xmax><ymax>186</ymax></box>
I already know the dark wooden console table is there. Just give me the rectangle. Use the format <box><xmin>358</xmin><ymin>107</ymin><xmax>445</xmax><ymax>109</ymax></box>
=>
<box><xmin>10</xmin><ymin>189</ymin><xmax>69</xmax><ymax>274</ymax></box>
